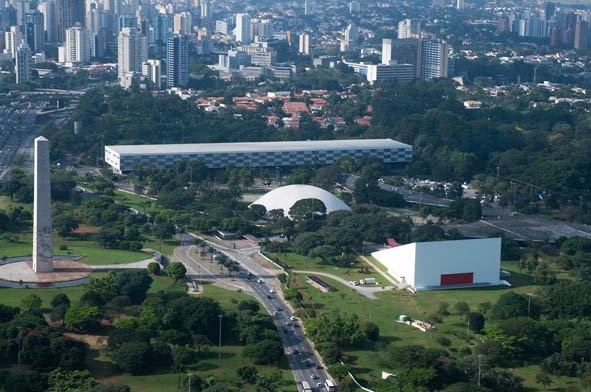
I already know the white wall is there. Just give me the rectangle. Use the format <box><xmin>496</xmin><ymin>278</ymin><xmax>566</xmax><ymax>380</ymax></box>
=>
<box><xmin>372</xmin><ymin>243</ymin><xmax>416</xmax><ymax>287</ymax></box>
<box><xmin>413</xmin><ymin>238</ymin><xmax>502</xmax><ymax>290</ymax></box>
<box><xmin>372</xmin><ymin>238</ymin><xmax>502</xmax><ymax>291</ymax></box>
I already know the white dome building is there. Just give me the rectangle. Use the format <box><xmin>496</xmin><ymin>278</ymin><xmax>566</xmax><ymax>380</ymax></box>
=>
<box><xmin>250</xmin><ymin>184</ymin><xmax>351</xmax><ymax>218</ymax></box>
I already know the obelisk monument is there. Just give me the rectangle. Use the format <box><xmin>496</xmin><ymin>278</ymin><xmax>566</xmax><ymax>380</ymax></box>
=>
<box><xmin>32</xmin><ymin>136</ymin><xmax>53</xmax><ymax>273</ymax></box>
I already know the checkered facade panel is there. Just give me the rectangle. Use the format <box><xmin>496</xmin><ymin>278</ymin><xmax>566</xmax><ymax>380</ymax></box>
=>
<box><xmin>115</xmin><ymin>147</ymin><xmax>412</xmax><ymax>171</ymax></box>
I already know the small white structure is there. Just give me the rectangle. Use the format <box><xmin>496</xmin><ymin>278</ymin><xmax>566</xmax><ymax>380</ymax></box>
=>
<box><xmin>372</xmin><ymin>238</ymin><xmax>503</xmax><ymax>291</ymax></box>
<box><xmin>250</xmin><ymin>184</ymin><xmax>351</xmax><ymax>218</ymax></box>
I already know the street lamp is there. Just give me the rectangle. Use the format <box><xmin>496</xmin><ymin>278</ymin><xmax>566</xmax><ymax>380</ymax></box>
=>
<box><xmin>477</xmin><ymin>354</ymin><xmax>483</xmax><ymax>388</ymax></box>
<box><xmin>218</xmin><ymin>314</ymin><xmax>223</xmax><ymax>360</ymax></box>
<box><xmin>527</xmin><ymin>292</ymin><xmax>533</xmax><ymax>317</ymax></box>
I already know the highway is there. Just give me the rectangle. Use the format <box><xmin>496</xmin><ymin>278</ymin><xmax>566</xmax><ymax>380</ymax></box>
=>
<box><xmin>176</xmin><ymin>234</ymin><xmax>333</xmax><ymax>392</ymax></box>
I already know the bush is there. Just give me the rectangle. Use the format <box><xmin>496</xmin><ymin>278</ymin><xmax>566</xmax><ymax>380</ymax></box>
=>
<box><xmin>454</xmin><ymin>302</ymin><xmax>470</xmax><ymax>315</ymax></box>
<box><xmin>111</xmin><ymin>342</ymin><xmax>153</xmax><ymax>374</ymax></box>
<box><xmin>167</xmin><ymin>262</ymin><xmax>187</xmax><ymax>281</ymax></box>
<box><xmin>64</xmin><ymin>306</ymin><xmax>102</xmax><ymax>332</ymax></box>
<box><xmin>425</xmin><ymin>314</ymin><xmax>443</xmax><ymax>325</ymax></box>
<box><xmin>51</xmin><ymin>293</ymin><xmax>71</xmax><ymax>308</ymax></box>
<box><xmin>466</xmin><ymin>312</ymin><xmax>485</xmax><ymax>332</ymax></box>
<box><xmin>147</xmin><ymin>262</ymin><xmax>160</xmax><ymax>275</ymax></box>
<box><xmin>4</xmin><ymin>371</ymin><xmax>48</xmax><ymax>392</ymax></box>
<box><xmin>436</xmin><ymin>336</ymin><xmax>452</xmax><ymax>347</ymax></box>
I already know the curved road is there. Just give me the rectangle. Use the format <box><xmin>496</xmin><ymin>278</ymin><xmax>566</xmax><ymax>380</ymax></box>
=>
<box><xmin>175</xmin><ymin>234</ymin><xmax>333</xmax><ymax>392</ymax></box>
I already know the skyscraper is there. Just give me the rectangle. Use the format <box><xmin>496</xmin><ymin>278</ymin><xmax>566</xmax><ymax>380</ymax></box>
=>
<box><xmin>304</xmin><ymin>0</ymin><xmax>316</xmax><ymax>16</ymax></box>
<box><xmin>56</xmin><ymin>0</ymin><xmax>85</xmax><ymax>42</ymax></box>
<box><xmin>420</xmin><ymin>39</ymin><xmax>448</xmax><ymax>80</ymax></box>
<box><xmin>15</xmin><ymin>43</ymin><xmax>31</xmax><ymax>84</ymax></box>
<box><xmin>25</xmin><ymin>10</ymin><xmax>45</xmax><ymax>52</ymax></box>
<box><xmin>142</xmin><ymin>59</ymin><xmax>161</xmax><ymax>89</ymax></box>
<box><xmin>117</xmin><ymin>27</ymin><xmax>148</xmax><ymax>88</ymax></box>
<box><xmin>340</xmin><ymin>22</ymin><xmax>358</xmax><ymax>52</ymax></box>
<box><xmin>382</xmin><ymin>38</ymin><xmax>392</xmax><ymax>64</ymax></box>
<box><xmin>574</xmin><ymin>20</ymin><xmax>589</xmax><ymax>49</ymax></box>
<box><xmin>39</xmin><ymin>0</ymin><xmax>57</xmax><ymax>42</ymax></box>
<box><xmin>235</xmin><ymin>13</ymin><xmax>251</xmax><ymax>43</ymax></box>
<box><xmin>4</xmin><ymin>26</ymin><xmax>24</xmax><ymax>59</ymax></box>
<box><xmin>299</xmin><ymin>33</ymin><xmax>310</xmax><ymax>55</ymax></box>
<box><xmin>64</xmin><ymin>25</ymin><xmax>90</xmax><ymax>63</ymax></box>
<box><xmin>398</xmin><ymin>19</ymin><xmax>420</xmax><ymax>39</ymax></box>
<box><xmin>173</xmin><ymin>11</ymin><xmax>192</xmax><ymax>34</ymax></box>
<box><xmin>166</xmin><ymin>34</ymin><xmax>188</xmax><ymax>88</ymax></box>
<box><xmin>456</xmin><ymin>0</ymin><xmax>464</xmax><ymax>10</ymax></box>
<box><xmin>545</xmin><ymin>2</ymin><xmax>555</xmax><ymax>21</ymax></box>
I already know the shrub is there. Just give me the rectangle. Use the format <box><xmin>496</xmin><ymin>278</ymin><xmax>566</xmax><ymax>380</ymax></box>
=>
<box><xmin>147</xmin><ymin>262</ymin><xmax>160</xmax><ymax>275</ymax></box>
<box><xmin>436</xmin><ymin>336</ymin><xmax>452</xmax><ymax>347</ymax></box>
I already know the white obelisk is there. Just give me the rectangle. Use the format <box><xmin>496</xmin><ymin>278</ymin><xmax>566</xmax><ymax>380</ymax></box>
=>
<box><xmin>32</xmin><ymin>136</ymin><xmax>53</xmax><ymax>273</ymax></box>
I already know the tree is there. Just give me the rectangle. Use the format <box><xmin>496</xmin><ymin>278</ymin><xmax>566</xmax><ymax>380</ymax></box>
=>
<box><xmin>51</xmin><ymin>293</ymin><xmax>71</xmax><ymax>308</ymax></box>
<box><xmin>237</xmin><ymin>366</ymin><xmax>258</xmax><ymax>384</ymax></box>
<box><xmin>289</xmin><ymin>198</ymin><xmax>327</xmax><ymax>221</ymax></box>
<box><xmin>167</xmin><ymin>262</ymin><xmax>187</xmax><ymax>281</ymax></box>
<box><xmin>21</xmin><ymin>294</ymin><xmax>43</xmax><ymax>311</ymax></box>
<box><xmin>3</xmin><ymin>371</ymin><xmax>48</xmax><ymax>392</ymax></box>
<box><xmin>90</xmin><ymin>384</ymin><xmax>131</xmax><ymax>392</ymax></box>
<box><xmin>50</xmin><ymin>304</ymin><xmax>69</xmax><ymax>322</ymax></box>
<box><xmin>47</xmin><ymin>368</ymin><xmax>95</xmax><ymax>392</ymax></box>
<box><xmin>111</xmin><ymin>342</ymin><xmax>152</xmax><ymax>374</ymax></box>
<box><xmin>113</xmin><ymin>270</ymin><xmax>153</xmax><ymax>303</ymax></box>
<box><xmin>64</xmin><ymin>306</ymin><xmax>102</xmax><ymax>332</ymax></box>
<box><xmin>182</xmin><ymin>374</ymin><xmax>204</xmax><ymax>392</ymax></box>
<box><xmin>454</xmin><ymin>302</ymin><xmax>470</xmax><ymax>316</ymax></box>
<box><xmin>154</xmin><ymin>222</ymin><xmax>175</xmax><ymax>242</ymax></box>
<box><xmin>243</xmin><ymin>339</ymin><xmax>283</xmax><ymax>365</ymax></box>
<box><xmin>147</xmin><ymin>262</ymin><xmax>161</xmax><ymax>275</ymax></box>
<box><xmin>362</xmin><ymin>321</ymin><xmax>380</xmax><ymax>341</ymax></box>
<box><xmin>53</xmin><ymin>214</ymin><xmax>79</xmax><ymax>237</ymax></box>
<box><xmin>238</xmin><ymin>299</ymin><xmax>260</xmax><ymax>313</ymax></box>
<box><xmin>466</xmin><ymin>312</ymin><xmax>485</xmax><ymax>332</ymax></box>
<box><xmin>535</xmin><ymin>372</ymin><xmax>552</xmax><ymax>390</ymax></box>
<box><xmin>490</xmin><ymin>292</ymin><xmax>531</xmax><ymax>320</ymax></box>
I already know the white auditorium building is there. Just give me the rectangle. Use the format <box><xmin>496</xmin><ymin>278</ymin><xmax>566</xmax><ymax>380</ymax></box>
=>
<box><xmin>372</xmin><ymin>238</ymin><xmax>504</xmax><ymax>292</ymax></box>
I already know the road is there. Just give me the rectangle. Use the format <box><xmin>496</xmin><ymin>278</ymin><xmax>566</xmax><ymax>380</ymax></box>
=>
<box><xmin>0</xmin><ymin>105</ymin><xmax>40</xmax><ymax>180</ymax></box>
<box><xmin>176</xmin><ymin>234</ymin><xmax>333</xmax><ymax>391</ymax></box>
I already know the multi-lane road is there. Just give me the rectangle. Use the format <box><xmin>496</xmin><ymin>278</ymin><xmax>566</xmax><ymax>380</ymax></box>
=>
<box><xmin>175</xmin><ymin>234</ymin><xmax>333</xmax><ymax>392</ymax></box>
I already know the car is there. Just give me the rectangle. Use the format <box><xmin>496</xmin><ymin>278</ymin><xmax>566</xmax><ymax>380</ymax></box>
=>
<box><xmin>269</xmin><ymin>289</ymin><xmax>276</xmax><ymax>294</ymax></box>
<box><xmin>316</xmin><ymin>364</ymin><xmax>323</xmax><ymax>370</ymax></box>
<box><xmin>304</xmin><ymin>359</ymin><xmax>311</xmax><ymax>366</ymax></box>
<box><xmin>311</xmin><ymin>374</ymin><xmax>318</xmax><ymax>380</ymax></box>
<box><xmin>276</xmin><ymin>307</ymin><xmax>283</xmax><ymax>312</ymax></box>
<box><xmin>290</xmin><ymin>316</ymin><xmax>297</xmax><ymax>321</ymax></box>
<box><xmin>285</xmin><ymin>321</ymin><xmax>292</xmax><ymax>326</ymax></box>
<box><xmin>292</xmin><ymin>349</ymin><xmax>299</xmax><ymax>355</ymax></box>
<box><xmin>293</xmin><ymin>323</ymin><xmax>300</xmax><ymax>328</ymax></box>
<box><xmin>257</xmin><ymin>279</ymin><xmax>264</xmax><ymax>284</ymax></box>
<box><xmin>317</xmin><ymin>382</ymin><xmax>323</xmax><ymax>388</ymax></box>
<box><xmin>267</xmin><ymin>295</ymin><xmax>272</xmax><ymax>299</ymax></box>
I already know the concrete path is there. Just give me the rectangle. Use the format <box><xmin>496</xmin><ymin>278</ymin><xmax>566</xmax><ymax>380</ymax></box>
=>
<box><xmin>90</xmin><ymin>258</ymin><xmax>158</xmax><ymax>271</ymax></box>
<box><xmin>294</xmin><ymin>270</ymin><xmax>394</xmax><ymax>299</ymax></box>
<box><xmin>359</xmin><ymin>255</ymin><xmax>407</xmax><ymax>290</ymax></box>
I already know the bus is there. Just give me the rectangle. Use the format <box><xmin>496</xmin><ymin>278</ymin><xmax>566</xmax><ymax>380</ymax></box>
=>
<box><xmin>300</xmin><ymin>381</ymin><xmax>312</xmax><ymax>392</ymax></box>
<box><xmin>325</xmin><ymin>379</ymin><xmax>337</xmax><ymax>391</ymax></box>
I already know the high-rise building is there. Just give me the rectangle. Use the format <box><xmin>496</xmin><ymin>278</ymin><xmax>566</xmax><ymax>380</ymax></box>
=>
<box><xmin>550</xmin><ymin>26</ymin><xmax>562</xmax><ymax>47</ymax></box>
<box><xmin>235</xmin><ymin>13</ymin><xmax>251</xmax><ymax>43</ymax></box>
<box><xmin>420</xmin><ymin>39</ymin><xmax>448</xmax><ymax>80</ymax></box>
<box><xmin>349</xmin><ymin>1</ymin><xmax>360</xmax><ymax>13</ymax></box>
<box><xmin>142</xmin><ymin>59</ymin><xmax>161</xmax><ymax>89</ymax></box>
<box><xmin>304</xmin><ymin>0</ymin><xmax>316</xmax><ymax>16</ymax></box>
<box><xmin>25</xmin><ymin>11</ymin><xmax>44</xmax><ymax>52</ymax></box>
<box><xmin>340</xmin><ymin>22</ymin><xmax>358</xmax><ymax>51</ymax></box>
<box><xmin>366</xmin><ymin>63</ymin><xmax>415</xmax><ymax>85</ymax></box>
<box><xmin>382</xmin><ymin>38</ymin><xmax>392</xmax><ymax>64</ymax></box>
<box><xmin>119</xmin><ymin>15</ymin><xmax>137</xmax><ymax>31</ymax></box>
<box><xmin>545</xmin><ymin>2</ymin><xmax>555</xmax><ymax>21</ymax></box>
<box><xmin>64</xmin><ymin>25</ymin><xmax>90</xmax><ymax>63</ymax></box>
<box><xmin>200</xmin><ymin>0</ymin><xmax>212</xmax><ymax>30</ymax></box>
<box><xmin>39</xmin><ymin>0</ymin><xmax>56</xmax><ymax>42</ymax></box>
<box><xmin>173</xmin><ymin>11</ymin><xmax>192</xmax><ymax>34</ymax></box>
<box><xmin>13</xmin><ymin>0</ymin><xmax>30</xmax><ymax>31</ymax></box>
<box><xmin>166</xmin><ymin>34</ymin><xmax>188</xmax><ymax>88</ymax></box>
<box><xmin>15</xmin><ymin>43</ymin><xmax>31</xmax><ymax>83</ymax></box>
<box><xmin>252</xmin><ymin>19</ymin><xmax>273</xmax><ymax>39</ymax></box>
<box><xmin>4</xmin><ymin>26</ymin><xmax>24</xmax><ymax>59</ymax></box>
<box><xmin>456</xmin><ymin>0</ymin><xmax>464</xmax><ymax>10</ymax></box>
<box><xmin>117</xmin><ymin>27</ymin><xmax>147</xmax><ymax>88</ymax></box>
<box><xmin>574</xmin><ymin>20</ymin><xmax>589</xmax><ymax>49</ymax></box>
<box><xmin>497</xmin><ymin>15</ymin><xmax>510</xmax><ymax>33</ymax></box>
<box><xmin>398</xmin><ymin>19</ymin><xmax>420</xmax><ymax>39</ymax></box>
<box><xmin>391</xmin><ymin>38</ymin><xmax>420</xmax><ymax>77</ymax></box>
<box><xmin>299</xmin><ymin>33</ymin><xmax>310</xmax><ymax>55</ymax></box>
<box><xmin>56</xmin><ymin>0</ymin><xmax>85</xmax><ymax>42</ymax></box>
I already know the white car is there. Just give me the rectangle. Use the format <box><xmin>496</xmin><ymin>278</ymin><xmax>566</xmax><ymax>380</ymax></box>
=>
<box><xmin>290</xmin><ymin>316</ymin><xmax>297</xmax><ymax>321</ymax></box>
<box><xmin>269</xmin><ymin>289</ymin><xmax>276</xmax><ymax>294</ymax></box>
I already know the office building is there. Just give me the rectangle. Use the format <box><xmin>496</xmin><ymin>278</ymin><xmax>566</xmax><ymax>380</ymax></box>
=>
<box><xmin>575</xmin><ymin>20</ymin><xmax>589</xmax><ymax>49</ymax></box>
<box><xmin>56</xmin><ymin>0</ymin><xmax>85</xmax><ymax>41</ymax></box>
<box><xmin>420</xmin><ymin>39</ymin><xmax>448</xmax><ymax>80</ymax></box>
<box><xmin>299</xmin><ymin>33</ymin><xmax>310</xmax><ymax>55</ymax></box>
<box><xmin>15</xmin><ymin>43</ymin><xmax>31</xmax><ymax>83</ymax></box>
<box><xmin>25</xmin><ymin>11</ymin><xmax>45</xmax><ymax>52</ymax></box>
<box><xmin>304</xmin><ymin>0</ymin><xmax>316</xmax><ymax>16</ymax></box>
<box><xmin>235</xmin><ymin>13</ymin><xmax>251</xmax><ymax>43</ymax></box>
<box><xmin>218</xmin><ymin>49</ymin><xmax>250</xmax><ymax>69</ymax></box>
<box><xmin>340</xmin><ymin>22</ymin><xmax>358</xmax><ymax>52</ymax></box>
<box><xmin>166</xmin><ymin>34</ymin><xmax>189</xmax><ymax>88</ymax></box>
<box><xmin>142</xmin><ymin>59</ymin><xmax>161</xmax><ymax>89</ymax></box>
<box><xmin>398</xmin><ymin>19</ymin><xmax>420</xmax><ymax>39</ymax></box>
<box><xmin>382</xmin><ymin>38</ymin><xmax>392</xmax><ymax>64</ymax></box>
<box><xmin>39</xmin><ymin>0</ymin><xmax>56</xmax><ymax>42</ymax></box>
<box><xmin>392</xmin><ymin>38</ymin><xmax>420</xmax><ymax>77</ymax></box>
<box><xmin>366</xmin><ymin>63</ymin><xmax>415</xmax><ymax>84</ymax></box>
<box><xmin>4</xmin><ymin>26</ymin><xmax>24</xmax><ymax>59</ymax></box>
<box><xmin>456</xmin><ymin>0</ymin><xmax>464</xmax><ymax>10</ymax></box>
<box><xmin>215</xmin><ymin>20</ymin><xmax>228</xmax><ymax>34</ymax></box>
<box><xmin>117</xmin><ymin>27</ymin><xmax>147</xmax><ymax>88</ymax></box>
<box><xmin>545</xmin><ymin>2</ymin><xmax>555</xmax><ymax>21</ymax></box>
<box><xmin>372</xmin><ymin>238</ymin><xmax>502</xmax><ymax>292</ymax></box>
<box><xmin>104</xmin><ymin>139</ymin><xmax>413</xmax><ymax>173</ymax></box>
<box><xmin>252</xmin><ymin>19</ymin><xmax>273</xmax><ymax>39</ymax></box>
<box><xmin>349</xmin><ymin>1</ymin><xmax>360</xmax><ymax>13</ymax></box>
<box><xmin>63</xmin><ymin>25</ymin><xmax>89</xmax><ymax>63</ymax></box>
<box><xmin>173</xmin><ymin>11</ymin><xmax>192</xmax><ymax>34</ymax></box>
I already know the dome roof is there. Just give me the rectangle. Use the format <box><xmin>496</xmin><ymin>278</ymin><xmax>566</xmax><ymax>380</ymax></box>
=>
<box><xmin>250</xmin><ymin>184</ymin><xmax>351</xmax><ymax>218</ymax></box>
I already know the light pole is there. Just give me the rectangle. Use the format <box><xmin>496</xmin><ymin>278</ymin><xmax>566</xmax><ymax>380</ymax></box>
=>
<box><xmin>527</xmin><ymin>292</ymin><xmax>533</xmax><ymax>318</ymax></box>
<box><xmin>188</xmin><ymin>373</ymin><xmax>191</xmax><ymax>392</ymax></box>
<box><xmin>218</xmin><ymin>314</ymin><xmax>223</xmax><ymax>360</ymax></box>
<box><xmin>477</xmin><ymin>354</ymin><xmax>482</xmax><ymax>388</ymax></box>
<box><xmin>17</xmin><ymin>327</ymin><xmax>22</xmax><ymax>371</ymax></box>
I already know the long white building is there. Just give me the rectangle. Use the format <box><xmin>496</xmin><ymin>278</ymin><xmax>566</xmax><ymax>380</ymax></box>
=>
<box><xmin>105</xmin><ymin>139</ymin><xmax>412</xmax><ymax>173</ymax></box>
<box><xmin>372</xmin><ymin>238</ymin><xmax>503</xmax><ymax>292</ymax></box>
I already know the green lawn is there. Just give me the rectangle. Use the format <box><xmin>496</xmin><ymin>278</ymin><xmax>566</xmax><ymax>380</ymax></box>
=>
<box><xmin>113</xmin><ymin>190</ymin><xmax>158</xmax><ymax>215</ymax></box>
<box><xmin>271</xmin><ymin>252</ymin><xmax>382</xmax><ymax>282</ymax></box>
<box><xmin>0</xmin><ymin>234</ymin><xmax>168</xmax><ymax>265</ymax></box>
<box><xmin>289</xmin><ymin>266</ymin><xmax>574</xmax><ymax>390</ymax></box>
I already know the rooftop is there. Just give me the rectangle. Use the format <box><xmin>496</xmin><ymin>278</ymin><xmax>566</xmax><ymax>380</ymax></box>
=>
<box><xmin>106</xmin><ymin>139</ymin><xmax>411</xmax><ymax>156</ymax></box>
